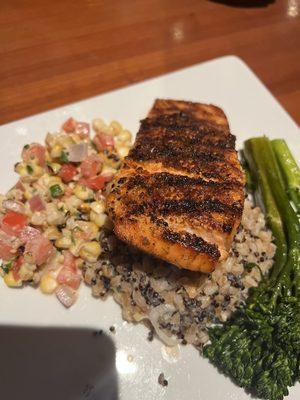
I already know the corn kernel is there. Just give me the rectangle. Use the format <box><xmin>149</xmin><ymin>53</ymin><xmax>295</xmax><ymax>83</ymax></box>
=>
<box><xmin>90</xmin><ymin>201</ymin><xmax>106</xmax><ymax>214</ymax></box>
<box><xmin>46</xmin><ymin>203</ymin><xmax>65</xmax><ymax>225</ymax></box>
<box><xmin>19</xmin><ymin>264</ymin><xmax>35</xmax><ymax>281</ymax></box>
<box><xmin>70</xmin><ymin>133</ymin><xmax>82</xmax><ymax>144</ymax></box>
<box><xmin>92</xmin><ymin>118</ymin><xmax>107</xmax><ymax>133</ymax></box>
<box><xmin>47</xmin><ymin>162</ymin><xmax>61</xmax><ymax>174</ymax></box>
<box><xmin>40</xmin><ymin>274</ymin><xmax>58</xmax><ymax>294</ymax></box>
<box><xmin>48</xmin><ymin>176</ymin><xmax>63</xmax><ymax>187</ymax></box>
<box><xmin>117</xmin><ymin>129</ymin><xmax>132</xmax><ymax>143</ymax></box>
<box><xmin>30</xmin><ymin>163</ymin><xmax>44</xmax><ymax>178</ymax></box>
<box><xmin>55</xmin><ymin>236</ymin><xmax>72</xmax><ymax>249</ymax></box>
<box><xmin>50</xmin><ymin>144</ymin><xmax>63</xmax><ymax>158</ymax></box>
<box><xmin>44</xmin><ymin>226</ymin><xmax>61</xmax><ymax>240</ymax></box>
<box><xmin>57</xmin><ymin>134</ymin><xmax>74</xmax><ymax>147</ymax></box>
<box><xmin>117</xmin><ymin>145</ymin><xmax>130</xmax><ymax>159</ymax></box>
<box><xmin>109</xmin><ymin>121</ymin><xmax>122</xmax><ymax>136</ymax></box>
<box><xmin>79</xmin><ymin>203</ymin><xmax>91</xmax><ymax>213</ymax></box>
<box><xmin>4</xmin><ymin>271</ymin><xmax>22</xmax><ymax>287</ymax></box>
<box><xmin>101</xmin><ymin>165</ymin><xmax>117</xmax><ymax>176</ymax></box>
<box><xmin>79</xmin><ymin>241</ymin><xmax>101</xmax><ymax>262</ymax></box>
<box><xmin>70</xmin><ymin>239</ymin><xmax>84</xmax><ymax>257</ymax></box>
<box><xmin>15</xmin><ymin>162</ymin><xmax>28</xmax><ymax>177</ymax></box>
<box><xmin>75</xmin><ymin>258</ymin><xmax>84</xmax><ymax>269</ymax></box>
<box><xmin>74</xmin><ymin>184</ymin><xmax>93</xmax><ymax>201</ymax></box>
<box><xmin>46</xmin><ymin>132</ymin><xmax>56</xmax><ymax>148</ymax></box>
<box><xmin>30</xmin><ymin>211</ymin><xmax>46</xmax><ymax>226</ymax></box>
<box><xmin>90</xmin><ymin>211</ymin><xmax>107</xmax><ymax>227</ymax></box>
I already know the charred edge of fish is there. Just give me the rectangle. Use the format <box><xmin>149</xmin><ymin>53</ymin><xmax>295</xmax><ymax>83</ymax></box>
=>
<box><xmin>128</xmin><ymin>198</ymin><xmax>243</xmax><ymax>218</ymax></box>
<box><xmin>134</xmin><ymin>129</ymin><xmax>236</xmax><ymax>153</ymax></box>
<box><xmin>125</xmin><ymin>172</ymin><xmax>243</xmax><ymax>191</ymax></box>
<box><xmin>128</xmin><ymin>143</ymin><xmax>226</xmax><ymax>163</ymax></box>
<box><xmin>162</xmin><ymin>229</ymin><xmax>221</xmax><ymax>261</ymax></box>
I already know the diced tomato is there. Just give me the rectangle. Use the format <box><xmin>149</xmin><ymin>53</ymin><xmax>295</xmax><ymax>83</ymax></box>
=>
<box><xmin>15</xmin><ymin>180</ymin><xmax>25</xmax><ymax>191</ymax></box>
<box><xmin>75</xmin><ymin>122</ymin><xmax>90</xmax><ymax>138</ymax></box>
<box><xmin>64</xmin><ymin>186</ymin><xmax>73</xmax><ymax>197</ymax></box>
<box><xmin>12</xmin><ymin>256</ymin><xmax>24</xmax><ymax>281</ymax></box>
<box><xmin>80</xmin><ymin>154</ymin><xmax>102</xmax><ymax>178</ymax></box>
<box><xmin>25</xmin><ymin>235</ymin><xmax>54</xmax><ymax>265</ymax></box>
<box><xmin>28</xmin><ymin>195</ymin><xmax>45</xmax><ymax>212</ymax></box>
<box><xmin>57</xmin><ymin>267</ymin><xmax>81</xmax><ymax>290</ymax></box>
<box><xmin>20</xmin><ymin>226</ymin><xmax>41</xmax><ymax>244</ymax></box>
<box><xmin>1</xmin><ymin>211</ymin><xmax>28</xmax><ymax>236</ymax></box>
<box><xmin>63</xmin><ymin>250</ymin><xmax>77</xmax><ymax>271</ymax></box>
<box><xmin>62</xmin><ymin>117</ymin><xmax>76</xmax><ymax>133</ymax></box>
<box><xmin>93</xmin><ymin>133</ymin><xmax>114</xmax><ymax>151</ymax></box>
<box><xmin>79</xmin><ymin>175</ymin><xmax>109</xmax><ymax>191</ymax></box>
<box><xmin>0</xmin><ymin>230</ymin><xmax>15</xmax><ymax>261</ymax></box>
<box><xmin>22</xmin><ymin>143</ymin><xmax>46</xmax><ymax>167</ymax></box>
<box><xmin>59</xmin><ymin>163</ymin><xmax>77</xmax><ymax>183</ymax></box>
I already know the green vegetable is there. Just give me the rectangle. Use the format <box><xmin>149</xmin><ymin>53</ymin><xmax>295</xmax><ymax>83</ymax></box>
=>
<box><xmin>26</xmin><ymin>164</ymin><xmax>33</xmax><ymax>174</ymax></box>
<box><xmin>49</xmin><ymin>184</ymin><xmax>64</xmax><ymax>198</ymax></box>
<box><xmin>204</xmin><ymin>137</ymin><xmax>300</xmax><ymax>400</ymax></box>
<box><xmin>60</xmin><ymin>151</ymin><xmax>69</xmax><ymax>163</ymax></box>
<box><xmin>0</xmin><ymin>260</ymin><xmax>13</xmax><ymax>274</ymax></box>
<box><xmin>23</xmin><ymin>144</ymin><xmax>30</xmax><ymax>150</ymax></box>
<box><xmin>272</xmin><ymin>139</ymin><xmax>300</xmax><ymax>213</ymax></box>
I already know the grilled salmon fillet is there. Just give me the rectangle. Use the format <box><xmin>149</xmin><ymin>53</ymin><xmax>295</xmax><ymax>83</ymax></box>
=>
<box><xmin>106</xmin><ymin>99</ymin><xmax>245</xmax><ymax>273</ymax></box>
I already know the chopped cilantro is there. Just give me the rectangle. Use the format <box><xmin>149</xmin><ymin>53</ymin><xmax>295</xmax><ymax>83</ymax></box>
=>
<box><xmin>73</xmin><ymin>226</ymin><xmax>83</xmax><ymax>232</ymax></box>
<box><xmin>1</xmin><ymin>260</ymin><xmax>13</xmax><ymax>274</ymax></box>
<box><xmin>26</xmin><ymin>164</ymin><xmax>34</xmax><ymax>174</ymax></box>
<box><xmin>23</xmin><ymin>144</ymin><xmax>30</xmax><ymax>150</ymax></box>
<box><xmin>49</xmin><ymin>184</ymin><xmax>64</xmax><ymax>198</ymax></box>
<box><xmin>245</xmin><ymin>262</ymin><xmax>257</xmax><ymax>272</ymax></box>
<box><xmin>60</xmin><ymin>151</ymin><xmax>69</xmax><ymax>163</ymax></box>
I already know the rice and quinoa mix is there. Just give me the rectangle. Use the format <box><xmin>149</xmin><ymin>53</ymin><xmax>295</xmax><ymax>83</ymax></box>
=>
<box><xmin>0</xmin><ymin>116</ymin><xmax>275</xmax><ymax>349</ymax></box>
<box><xmin>0</xmin><ymin>117</ymin><xmax>132</xmax><ymax>307</ymax></box>
<box><xmin>83</xmin><ymin>198</ymin><xmax>275</xmax><ymax>349</ymax></box>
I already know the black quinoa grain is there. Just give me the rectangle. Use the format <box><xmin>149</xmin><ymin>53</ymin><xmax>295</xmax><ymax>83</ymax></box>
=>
<box><xmin>109</xmin><ymin>326</ymin><xmax>115</xmax><ymax>333</ymax></box>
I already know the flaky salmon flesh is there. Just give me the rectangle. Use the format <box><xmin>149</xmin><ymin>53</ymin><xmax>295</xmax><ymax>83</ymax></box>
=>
<box><xmin>106</xmin><ymin>99</ymin><xmax>245</xmax><ymax>273</ymax></box>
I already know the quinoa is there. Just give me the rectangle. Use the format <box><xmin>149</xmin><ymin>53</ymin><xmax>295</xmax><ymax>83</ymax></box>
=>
<box><xmin>83</xmin><ymin>199</ymin><xmax>275</xmax><ymax>350</ymax></box>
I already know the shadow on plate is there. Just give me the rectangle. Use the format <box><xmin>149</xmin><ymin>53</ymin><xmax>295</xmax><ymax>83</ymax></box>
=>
<box><xmin>209</xmin><ymin>0</ymin><xmax>275</xmax><ymax>7</ymax></box>
<box><xmin>0</xmin><ymin>325</ymin><xmax>118</xmax><ymax>400</ymax></box>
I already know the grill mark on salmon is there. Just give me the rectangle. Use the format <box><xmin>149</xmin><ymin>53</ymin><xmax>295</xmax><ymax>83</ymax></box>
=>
<box><xmin>107</xmin><ymin>99</ymin><xmax>245</xmax><ymax>273</ymax></box>
<box><xmin>162</xmin><ymin>229</ymin><xmax>221</xmax><ymax>261</ymax></box>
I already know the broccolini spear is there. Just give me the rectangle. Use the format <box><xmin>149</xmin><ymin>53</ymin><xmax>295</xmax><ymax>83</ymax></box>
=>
<box><xmin>204</xmin><ymin>137</ymin><xmax>300</xmax><ymax>400</ymax></box>
<box><xmin>272</xmin><ymin>139</ymin><xmax>300</xmax><ymax>213</ymax></box>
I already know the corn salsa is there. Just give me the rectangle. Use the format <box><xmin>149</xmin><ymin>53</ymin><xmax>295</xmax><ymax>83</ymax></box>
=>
<box><xmin>0</xmin><ymin>117</ymin><xmax>132</xmax><ymax>307</ymax></box>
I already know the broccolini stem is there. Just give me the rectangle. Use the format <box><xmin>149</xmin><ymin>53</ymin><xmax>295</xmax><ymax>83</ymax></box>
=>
<box><xmin>272</xmin><ymin>139</ymin><xmax>300</xmax><ymax>213</ymax></box>
<box><xmin>244</xmin><ymin>139</ymin><xmax>287</xmax><ymax>282</ymax></box>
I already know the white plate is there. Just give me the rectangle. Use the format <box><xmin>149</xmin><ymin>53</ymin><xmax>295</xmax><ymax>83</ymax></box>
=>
<box><xmin>0</xmin><ymin>56</ymin><xmax>299</xmax><ymax>400</ymax></box>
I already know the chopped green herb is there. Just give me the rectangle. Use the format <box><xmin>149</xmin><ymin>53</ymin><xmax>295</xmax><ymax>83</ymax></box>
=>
<box><xmin>244</xmin><ymin>262</ymin><xmax>257</xmax><ymax>272</ymax></box>
<box><xmin>71</xmin><ymin>234</ymin><xmax>75</xmax><ymax>245</ymax></box>
<box><xmin>90</xmin><ymin>141</ymin><xmax>97</xmax><ymax>151</ymax></box>
<box><xmin>26</xmin><ymin>164</ymin><xmax>34</xmax><ymax>174</ymax></box>
<box><xmin>1</xmin><ymin>260</ymin><xmax>13</xmax><ymax>274</ymax></box>
<box><xmin>23</xmin><ymin>144</ymin><xmax>30</xmax><ymax>150</ymax></box>
<box><xmin>58</xmin><ymin>206</ymin><xmax>64</xmax><ymax>212</ymax></box>
<box><xmin>49</xmin><ymin>184</ymin><xmax>64</xmax><ymax>198</ymax></box>
<box><xmin>60</xmin><ymin>151</ymin><xmax>69</xmax><ymax>163</ymax></box>
<box><xmin>73</xmin><ymin>226</ymin><xmax>83</xmax><ymax>232</ymax></box>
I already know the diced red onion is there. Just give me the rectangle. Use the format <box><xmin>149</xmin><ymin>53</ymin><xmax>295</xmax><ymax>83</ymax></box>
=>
<box><xmin>28</xmin><ymin>195</ymin><xmax>45</xmax><ymax>212</ymax></box>
<box><xmin>68</xmin><ymin>143</ymin><xmax>88</xmax><ymax>162</ymax></box>
<box><xmin>2</xmin><ymin>200</ymin><xmax>25</xmax><ymax>214</ymax></box>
